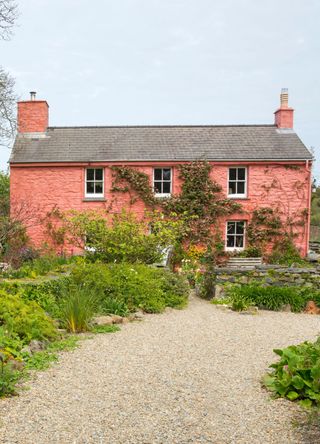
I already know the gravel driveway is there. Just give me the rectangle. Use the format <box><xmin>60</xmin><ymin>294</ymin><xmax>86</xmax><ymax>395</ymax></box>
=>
<box><xmin>1</xmin><ymin>295</ymin><xmax>320</xmax><ymax>444</ymax></box>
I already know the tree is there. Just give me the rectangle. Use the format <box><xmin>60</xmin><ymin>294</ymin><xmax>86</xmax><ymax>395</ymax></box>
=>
<box><xmin>0</xmin><ymin>0</ymin><xmax>18</xmax><ymax>40</ymax></box>
<box><xmin>0</xmin><ymin>66</ymin><xmax>16</xmax><ymax>147</ymax></box>
<box><xmin>0</xmin><ymin>0</ymin><xmax>18</xmax><ymax>147</ymax></box>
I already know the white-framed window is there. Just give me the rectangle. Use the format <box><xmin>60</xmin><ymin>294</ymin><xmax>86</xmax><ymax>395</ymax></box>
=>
<box><xmin>153</xmin><ymin>168</ymin><xmax>172</xmax><ymax>196</ymax></box>
<box><xmin>228</xmin><ymin>167</ymin><xmax>247</xmax><ymax>197</ymax></box>
<box><xmin>226</xmin><ymin>221</ymin><xmax>246</xmax><ymax>250</ymax></box>
<box><xmin>85</xmin><ymin>168</ymin><xmax>104</xmax><ymax>197</ymax></box>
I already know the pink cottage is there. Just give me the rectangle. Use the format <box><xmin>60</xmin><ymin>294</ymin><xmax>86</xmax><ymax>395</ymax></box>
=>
<box><xmin>10</xmin><ymin>90</ymin><xmax>313</xmax><ymax>256</ymax></box>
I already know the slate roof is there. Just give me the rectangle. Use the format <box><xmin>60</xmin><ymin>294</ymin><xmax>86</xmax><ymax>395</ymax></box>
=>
<box><xmin>10</xmin><ymin>124</ymin><xmax>312</xmax><ymax>163</ymax></box>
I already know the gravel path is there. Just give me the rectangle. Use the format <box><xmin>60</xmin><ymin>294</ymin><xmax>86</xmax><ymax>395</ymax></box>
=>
<box><xmin>1</xmin><ymin>295</ymin><xmax>320</xmax><ymax>444</ymax></box>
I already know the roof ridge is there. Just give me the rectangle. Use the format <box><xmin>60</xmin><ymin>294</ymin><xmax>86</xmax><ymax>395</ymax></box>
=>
<box><xmin>47</xmin><ymin>124</ymin><xmax>277</xmax><ymax>130</ymax></box>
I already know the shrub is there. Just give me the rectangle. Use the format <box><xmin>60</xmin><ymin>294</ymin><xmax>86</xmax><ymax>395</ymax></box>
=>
<box><xmin>231</xmin><ymin>294</ymin><xmax>253</xmax><ymax>312</ymax></box>
<box><xmin>50</xmin><ymin>209</ymin><xmax>180</xmax><ymax>264</ymax></box>
<box><xmin>0</xmin><ymin>276</ymin><xmax>72</xmax><ymax>321</ymax></box>
<box><xmin>227</xmin><ymin>285</ymin><xmax>307</xmax><ymax>312</ymax></box>
<box><xmin>61</xmin><ymin>284</ymin><xmax>98</xmax><ymax>333</ymax></box>
<box><xmin>0</xmin><ymin>359</ymin><xmax>20</xmax><ymax>397</ymax></box>
<box><xmin>70</xmin><ymin>262</ymin><xmax>189</xmax><ymax>313</ymax></box>
<box><xmin>263</xmin><ymin>337</ymin><xmax>320</xmax><ymax>407</ymax></box>
<box><xmin>0</xmin><ymin>290</ymin><xmax>57</xmax><ymax>341</ymax></box>
<box><xmin>268</xmin><ymin>237</ymin><xmax>304</xmax><ymax>266</ymax></box>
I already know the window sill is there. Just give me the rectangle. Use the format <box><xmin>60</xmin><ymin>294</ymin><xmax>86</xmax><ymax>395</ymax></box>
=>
<box><xmin>155</xmin><ymin>194</ymin><xmax>171</xmax><ymax>199</ymax></box>
<box><xmin>227</xmin><ymin>195</ymin><xmax>248</xmax><ymax>200</ymax></box>
<box><xmin>82</xmin><ymin>197</ymin><xmax>106</xmax><ymax>202</ymax></box>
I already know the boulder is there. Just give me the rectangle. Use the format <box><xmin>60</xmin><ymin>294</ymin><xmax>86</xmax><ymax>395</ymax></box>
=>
<box><xmin>29</xmin><ymin>340</ymin><xmax>46</xmax><ymax>353</ymax></box>
<box><xmin>305</xmin><ymin>301</ymin><xmax>320</xmax><ymax>315</ymax></box>
<box><xmin>111</xmin><ymin>315</ymin><xmax>123</xmax><ymax>324</ymax></box>
<box><xmin>92</xmin><ymin>316</ymin><xmax>114</xmax><ymax>326</ymax></box>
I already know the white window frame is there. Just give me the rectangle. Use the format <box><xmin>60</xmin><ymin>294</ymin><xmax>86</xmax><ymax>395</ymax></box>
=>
<box><xmin>153</xmin><ymin>167</ymin><xmax>172</xmax><ymax>197</ymax></box>
<box><xmin>225</xmin><ymin>220</ymin><xmax>246</xmax><ymax>251</ymax></box>
<box><xmin>227</xmin><ymin>167</ymin><xmax>247</xmax><ymax>198</ymax></box>
<box><xmin>85</xmin><ymin>168</ymin><xmax>104</xmax><ymax>198</ymax></box>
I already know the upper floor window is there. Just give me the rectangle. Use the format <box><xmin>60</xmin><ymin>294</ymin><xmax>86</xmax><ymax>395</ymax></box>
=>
<box><xmin>153</xmin><ymin>168</ymin><xmax>172</xmax><ymax>196</ymax></box>
<box><xmin>228</xmin><ymin>167</ymin><xmax>247</xmax><ymax>197</ymax></box>
<box><xmin>226</xmin><ymin>221</ymin><xmax>245</xmax><ymax>250</ymax></box>
<box><xmin>85</xmin><ymin>168</ymin><xmax>104</xmax><ymax>197</ymax></box>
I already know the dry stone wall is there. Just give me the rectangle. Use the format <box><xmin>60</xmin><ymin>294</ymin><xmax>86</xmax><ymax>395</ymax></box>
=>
<box><xmin>211</xmin><ymin>265</ymin><xmax>320</xmax><ymax>299</ymax></box>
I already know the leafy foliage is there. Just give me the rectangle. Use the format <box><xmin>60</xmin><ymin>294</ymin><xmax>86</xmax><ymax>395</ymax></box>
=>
<box><xmin>226</xmin><ymin>285</ymin><xmax>308</xmax><ymax>312</ymax></box>
<box><xmin>264</xmin><ymin>338</ymin><xmax>320</xmax><ymax>407</ymax></box>
<box><xmin>61</xmin><ymin>284</ymin><xmax>98</xmax><ymax>333</ymax></box>
<box><xmin>0</xmin><ymin>290</ymin><xmax>57</xmax><ymax>341</ymax></box>
<box><xmin>111</xmin><ymin>166</ymin><xmax>157</xmax><ymax>206</ymax></box>
<box><xmin>0</xmin><ymin>359</ymin><xmax>20</xmax><ymax>397</ymax></box>
<box><xmin>70</xmin><ymin>262</ymin><xmax>189</xmax><ymax>313</ymax></box>
<box><xmin>46</xmin><ymin>209</ymin><xmax>181</xmax><ymax>264</ymax></box>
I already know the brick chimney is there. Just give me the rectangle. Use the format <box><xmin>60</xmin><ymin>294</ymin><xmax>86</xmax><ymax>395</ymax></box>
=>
<box><xmin>274</xmin><ymin>88</ymin><xmax>294</xmax><ymax>129</ymax></box>
<box><xmin>17</xmin><ymin>92</ymin><xmax>49</xmax><ymax>134</ymax></box>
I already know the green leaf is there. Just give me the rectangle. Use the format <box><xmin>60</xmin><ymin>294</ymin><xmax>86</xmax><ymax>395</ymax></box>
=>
<box><xmin>299</xmin><ymin>399</ymin><xmax>313</xmax><ymax>409</ymax></box>
<box><xmin>287</xmin><ymin>391</ymin><xmax>299</xmax><ymax>401</ymax></box>
<box><xmin>273</xmin><ymin>349</ymin><xmax>283</xmax><ymax>357</ymax></box>
<box><xmin>292</xmin><ymin>375</ymin><xmax>305</xmax><ymax>390</ymax></box>
<box><xmin>311</xmin><ymin>365</ymin><xmax>320</xmax><ymax>380</ymax></box>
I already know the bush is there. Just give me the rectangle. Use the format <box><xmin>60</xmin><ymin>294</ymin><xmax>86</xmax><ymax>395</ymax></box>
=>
<box><xmin>227</xmin><ymin>285</ymin><xmax>308</xmax><ymax>312</ymax></box>
<box><xmin>54</xmin><ymin>209</ymin><xmax>180</xmax><ymax>264</ymax></box>
<box><xmin>0</xmin><ymin>276</ymin><xmax>72</xmax><ymax>321</ymax></box>
<box><xmin>70</xmin><ymin>262</ymin><xmax>189</xmax><ymax>313</ymax></box>
<box><xmin>2</xmin><ymin>255</ymin><xmax>72</xmax><ymax>278</ymax></box>
<box><xmin>0</xmin><ymin>359</ymin><xmax>20</xmax><ymax>397</ymax></box>
<box><xmin>263</xmin><ymin>337</ymin><xmax>320</xmax><ymax>407</ymax></box>
<box><xmin>0</xmin><ymin>290</ymin><xmax>57</xmax><ymax>341</ymax></box>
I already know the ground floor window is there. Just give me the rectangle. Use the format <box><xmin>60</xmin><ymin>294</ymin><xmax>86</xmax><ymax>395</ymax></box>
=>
<box><xmin>226</xmin><ymin>221</ymin><xmax>245</xmax><ymax>250</ymax></box>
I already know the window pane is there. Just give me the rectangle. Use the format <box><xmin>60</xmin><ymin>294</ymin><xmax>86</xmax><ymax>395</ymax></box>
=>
<box><xmin>227</xmin><ymin>222</ymin><xmax>236</xmax><ymax>234</ymax></box>
<box><xmin>95</xmin><ymin>169</ymin><xmax>103</xmax><ymax>180</ymax></box>
<box><xmin>236</xmin><ymin>221</ymin><xmax>245</xmax><ymax>234</ymax></box>
<box><xmin>95</xmin><ymin>182</ymin><xmax>103</xmax><ymax>194</ymax></box>
<box><xmin>86</xmin><ymin>182</ymin><xmax>94</xmax><ymax>194</ymax></box>
<box><xmin>238</xmin><ymin>168</ymin><xmax>246</xmax><ymax>180</ymax></box>
<box><xmin>87</xmin><ymin>169</ymin><xmax>94</xmax><ymax>181</ymax></box>
<box><xmin>154</xmin><ymin>181</ymin><xmax>162</xmax><ymax>193</ymax></box>
<box><xmin>154</xmin><ymin>169</ymin><xmax>162</xmax><ymax>180</ymax></box>
<box><xmin>229</xmin><ymin>182</ymin><xmax>237</xmax><ymax>194</ymax></box>
<box><xmin>163</xmin><ymin>169</ymin><xmax>171</xmax><ymax>180</ymax></box>
<box><xmin>227</xmin><ymin>236</ymin><xmax>235</xmax><ymax>247</ymax></box>
<box><xmin>235</xmin><ymin>236</ymin><xmax>244</xmax><ymax>247</ymax></box>
<box><xmin>229</xmin><ymin>168</ymin><xmax>237</xmax><ymax>180</ymax></box>
<box><xmin>163</xmin><ymin>182</ymin><xmax>171</xmax><ymax>193</ymax></box>
<box><xmin>237</xmin><ymin>182</ymin><xmax>245</xmax><ymax>194</ymax></box>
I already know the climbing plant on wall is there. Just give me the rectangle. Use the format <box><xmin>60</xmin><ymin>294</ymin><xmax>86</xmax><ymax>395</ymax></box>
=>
<box><xmin>111</xmin><ymin>161</ymin><xmax>242</xmax><ymax>262</ymax></box>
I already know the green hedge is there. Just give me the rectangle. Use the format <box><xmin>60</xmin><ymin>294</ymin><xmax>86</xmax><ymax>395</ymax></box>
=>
<box><xmin>226</xmin><ymin>285</ymin><xmax>320</xmax><ymax>312</ymax></box>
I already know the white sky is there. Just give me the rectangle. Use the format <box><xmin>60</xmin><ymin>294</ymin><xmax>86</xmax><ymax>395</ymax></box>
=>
<box><xmin>1</xmin><ymin>0</ymin><xmax>320</xmax><ymax>177</ymax></box>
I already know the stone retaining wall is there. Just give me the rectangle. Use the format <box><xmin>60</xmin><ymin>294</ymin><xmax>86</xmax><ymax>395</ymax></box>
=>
<box><xmin>211</xmin><ymin>265</ymin><xmax>320</xmax><ymax>298</ymax></box>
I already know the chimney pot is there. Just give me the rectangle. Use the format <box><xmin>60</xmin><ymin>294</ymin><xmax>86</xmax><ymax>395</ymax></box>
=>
<box><xmin>30</xmin><ymin>91</ymin><xmax>37</xmax><ymax>101</ymax></box>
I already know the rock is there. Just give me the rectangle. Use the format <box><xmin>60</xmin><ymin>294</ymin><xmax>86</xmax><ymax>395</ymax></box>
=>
<box><xmin>304</xmin><ymin>301</ymin><xmax>320</xmax><ymax>314</ymax></box>
<box><xmin>29</xmin><ymin>340</ymin><xmax>46</xmax><ymax>353</ymax></box>
<box><xmin>21</xmin><ymin>346</ymin><xmax>31</xmax><ymax>355</ymax></box>
<box><xmin>8</xmin><ymin>358</ymin><xmax>25</xmax><ymax>371</ymax></box>
<box><xmin>0</xmin><ymin>262</ymin><xmax>10</xmax><ymax>272</ymax></box>
<box><xmin>134</xmin><ymin>311</ymin><xmax>144</xmax><ymax>320</ymax></box>
<box><xmin>281</xmin><ymin>304</ymin><xmax>291</xmax><ymax>312</ymax></box>
<box><xmin>92</xmin><ymin>316</ymin><xmax>114</xmax><ymax>326</ymax></box>
<box><xmin>112</xmin><ymin>315</ymin><xmax>123</xmax><ymax>324</ymax></box>
<box><xmin>214</xmin><ymin>285</ymin><xmax>225</xmax><ymax>299</ymax></box>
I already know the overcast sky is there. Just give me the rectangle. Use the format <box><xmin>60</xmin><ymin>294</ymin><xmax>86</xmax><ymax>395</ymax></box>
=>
<box><xmin>1</xmin><ymin>0</ymin><xmax>320</xmax><ymax>177</ymax></box>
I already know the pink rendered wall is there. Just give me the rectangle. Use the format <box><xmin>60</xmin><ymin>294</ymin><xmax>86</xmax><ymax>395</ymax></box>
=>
<box><xmin>10</xmin><ymin>161</ymin><xmax>311</xmax><ymax>256</ymax></box>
